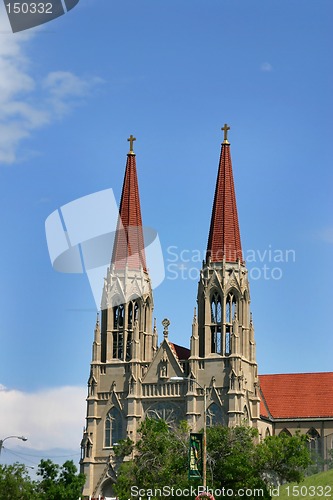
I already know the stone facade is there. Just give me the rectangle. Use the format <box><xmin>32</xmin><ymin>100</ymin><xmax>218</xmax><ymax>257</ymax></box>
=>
<box><xmin>80</xmin><ymin>133</ymin><xmax>333</xmax><ymax>498</ymax></box>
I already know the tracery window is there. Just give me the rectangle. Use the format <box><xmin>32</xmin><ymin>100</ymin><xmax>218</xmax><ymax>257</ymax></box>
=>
<box><xmin>307</xmin><ymin>428</ymin><xmax>321</xmax><ymax>456</ymax></box>
<box><xmin>243</xmin><ymin>405</ymin><xmax>250</xmax><ymax>424</ymax></box>
<box><xmin>225</xmin><ymin>292</ymin><xmax>237</xmax><ymax>355</ymax></box>
<box><xmin>105</xmin><ymin>407</ymin><xmax>123</xmax><ymax>447</ymax></box>
<box><xmin>146</xmin><ymin>402</ymin><xmax>182</xmax><ymax>425</ymax></box>
<box><xmin>113</xmin><ymin>304</ymin><xmax>124</xmax><ymax>329</ymax></box>
<box><xmin>206</xmin><ymin>403</ymin><xmax>224</xmax><ymax>427</ymax></box>
<box><xmin>113</xmin><ymin>305</ymin><xmax>124</xmax><ymax>359</ymax></box>
<box><xmin>211</xmin><ymin>292</ymin><xmax>222</xmax><ymax>354</ymax></box>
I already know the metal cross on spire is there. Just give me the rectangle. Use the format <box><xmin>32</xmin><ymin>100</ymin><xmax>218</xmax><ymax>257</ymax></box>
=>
<box><xmin>127</xmin><ymin>134</ymin><xmax>136</xmax><ymax>154</ymax></box>
<box><xmin>221</xmin><ymin>123</ymin><xmax>230</xmax><ymax>144</ymax></box>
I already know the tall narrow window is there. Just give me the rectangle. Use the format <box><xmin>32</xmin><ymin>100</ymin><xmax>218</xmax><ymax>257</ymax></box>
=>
<box><xmin>307</xmin><ymin>428</ymin><xmax>321</xmax><ymax>456</ymax></box>
<box><xmin>243</xmin><ymin>406</ymin><xmax>249</xmax><ymax>424</ymax></box>
<box><xmin>101</xmin><ymin>309</ymin><xmax>107</xmax><ymax>363</ymax></box>
<box><xmin>134</xmin><ymin>301</ymin><xmax>139</xmax><ymax>322</ymax></box>
<box><xmin>128</xmin><ymin>302</ymin><xmax>133</xmax><ymax>329</ymax></box>
<box><xmin>105</xmin><ymin>408</ymin><xmax>123</xmax><ymax>447</ymax></box>
<box><xmin>144</xmin><ymin>299</ymin><xmax>150</xmax><ymax>331</ymax></box>
<box><xmin>211</xmin><ymin>292</ymin><xmax>222</xmax><ymax>354</ymax></box>
<box><xmin>113</xmin><ymin>304</ymin><xmax>124</xmax><ymax>328</ymax></box>
<box><xmin>225</xmin><ymin>293</ymin><xmax>237</xmax><ymax>355</ymax></box>
<box><xmin>126</xmin><ymin>331</ymin><xmax>132</xmax><ymax>360</ymax></box>
<box><xmin>225</xmin><ymin>326</ymin><xmax>231</xmax><ymax>355</ymax></box>
<box><xmin>113</xmin><ymin>331</ymin><xmax>124</xmax><ymax>359</ymax></box>
<box><xmin>113</xmin><ymin>305</ymin><xmax>124</xmax><ymax>359</ymax></box>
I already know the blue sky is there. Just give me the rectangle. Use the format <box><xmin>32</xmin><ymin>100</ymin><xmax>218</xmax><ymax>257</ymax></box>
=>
<box><xmin>0</xmin><ymin>0</ymin><xmax>332</xmax><ymax>463</ymax></box>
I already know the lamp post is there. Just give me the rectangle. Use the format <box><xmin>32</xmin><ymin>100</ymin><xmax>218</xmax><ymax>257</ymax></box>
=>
<box><xmin>169</xmin><ymin>376</ymin><xmax>207</xmax><ymax>488</ymax></box>
<box><xmin>0</xmin><ymin>435</ymin><xmax>28</xmax><ymax>455</ymax></box>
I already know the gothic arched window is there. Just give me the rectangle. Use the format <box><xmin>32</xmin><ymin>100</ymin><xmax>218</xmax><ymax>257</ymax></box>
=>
<box><xmin>279</xmin><ymin>428</ymin><xmax>292</xmax><ymax>437</ymax></box>
<box><xmin>211</xmin><ymin>292</ymin><xmax>222</xmax><ymax>323</ymax></box>
<box><xmin>144</xmin><ymin>299</ymin><xmax>150</xmax><ymax>331</ymax></box>
<box><xmin>113</xmin><ymin>305</ymin><xmax>124</xmax><ymax>359</ymax></box>
<box><xmin>210</xmin><ymin>292</ymin><xmax>222</xmax><ymax>354</ymax></box>
<box><xmin>105</xmin><ymin>407</ymin><xmax>123</xmax><ymax>447</ymax></box>
<box><xmin>113</xmin><ymin>304</ymin><xmax>124</xmax><ymax>328</ymax></box>
<box><xmin>243</xmin><ymin>405</ymin><xmax>250</xmax><ymax>424</ymax></box>
<box><xmin>86</xmin><ymin>440</ymin><xmax>91</xmax><ymax>458</ymax></box>
<box><xmin>128</xmin><ymin>302</ymin><xmax>133</xmax><ymax>328</ymax></box>
<box><xmin>146</xmin><ymin>402</ymin><xmax>182</xmax><ymax>425</ymax></box>
<box><xmin>206</xmin><ymin>403</ymin><xmax>224</xmax><ymax>427</ymax></box>
<box><xmin>226</xmin><ymin>292</ymin><xmax>237</xmax><ymax>323</ymax></box>
<box><xmin>307</xmin><ymin>428</ymin><xmax>321</xmax><ymax>456</ymax></box>
<box><xmin>225</xmin><ymin>292</ymin><xmax>237</xmax><ymax>355</ymax></box>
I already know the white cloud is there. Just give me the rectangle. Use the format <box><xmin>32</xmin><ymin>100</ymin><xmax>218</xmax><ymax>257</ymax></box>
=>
<box><xmin>260</xmin><ymin>62</ymin><xmax>273</xmax><ymax>72</ymax></box>
<box><xmin>0</xmin><ymin>385</ymin><xmax>87</xmax><ymax>451</ymax></box>
<box><xmin>0</xmin><ymin>7</ymin><xmax>102</xmax><ymax>164</ymax></box>
<box><xmin>43</xmin><ymin>71</ymin><xmax>104</xmax><ymax>118</ymax></box>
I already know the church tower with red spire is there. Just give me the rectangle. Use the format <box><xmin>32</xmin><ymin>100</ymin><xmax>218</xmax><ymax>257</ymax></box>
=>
<box><xmin>189</xmin><ymin>124</ymin><xmax>260</xmax><ymax>429</ymax></box>
<box><xmin>80</xmin><ymin>137</ymin><xmax>157</xmax><ymax>498</ymax></box>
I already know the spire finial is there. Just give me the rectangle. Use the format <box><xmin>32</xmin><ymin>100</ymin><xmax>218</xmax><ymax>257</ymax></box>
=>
<box><xmin>162</xmin><ymin>318</ymin><xmax>170</xmax><ymax>338</ymax></box>
<box><xmin>127</xmin><ymin>134</ymin><xmax>136</xmax><ymax>155</ymax></box>
<box><xmin>221</xmin><ymin>123</ymin><xmax>230</xmax><ymax>144</ymax></box>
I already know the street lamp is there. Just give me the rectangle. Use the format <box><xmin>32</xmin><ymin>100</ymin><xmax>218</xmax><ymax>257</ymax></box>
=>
<box><xmin>0</xmin><ymin>435</ymin><xmax>28</xmax><ymax>455</ymax></box>
<box><xmin>169</xmin><ymin>376</ymin><xmax>207</xmax><ymax>488</ymax></box>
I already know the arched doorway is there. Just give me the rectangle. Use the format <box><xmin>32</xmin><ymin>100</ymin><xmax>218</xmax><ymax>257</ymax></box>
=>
<box><xmin>101</xmin><ymin>478</ymin><xmax>116</xmax><ymax>500</ymax></box>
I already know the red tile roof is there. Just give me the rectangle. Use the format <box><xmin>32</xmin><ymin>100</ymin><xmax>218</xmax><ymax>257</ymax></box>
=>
<box><xmin>111</xmin><ymin>152</ymin><xmax>147</xmax><ymax>271</ymax></box>
<box><xmin>259</xmin><ymin>372</ymin><xmax>333</xmax><ymax>419</ymax></box>
<box><xmin>206</xmin><ymin>142</ymin><xmax>243</xmax><ymax>263</ymax></box>
<box><xmin>170</xmin><ymin>343</ymin><xmax>190</xmax><ymax>361</ymax></box>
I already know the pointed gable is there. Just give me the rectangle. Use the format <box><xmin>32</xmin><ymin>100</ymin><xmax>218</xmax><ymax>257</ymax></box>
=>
<box><xmin>206</xmin><ymin>127</ymin><xmax>243</xmax><ymax>263</ymax></box>
<box><xmin>111</xmin><ymin>146</ymin><xmax>147</xmax><ymax>271</ymax></box>
<box><xmin>142</xmin><ymin>339</ymin><xmax>185</xmax><ymax>383</ymax></box>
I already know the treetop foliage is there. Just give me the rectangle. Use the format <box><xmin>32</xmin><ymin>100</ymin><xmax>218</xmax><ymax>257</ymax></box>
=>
<box><xmin>114</xmin><ymin>419</ymin><xmax>312</xmax><ymax>500</ymax></box>
<box><xmin>0</xmin><ymin>459</ymin><xmax>85</xmax><ymax>500</ymax></box>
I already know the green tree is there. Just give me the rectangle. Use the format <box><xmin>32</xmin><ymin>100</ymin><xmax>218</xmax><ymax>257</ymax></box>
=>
<box><xmin>114</xmin><ymin>418</ymin><xmax>193</xmax><ymax>500</ymax></box>
<box><xmin>115</xmin><ymin>420</ymin><xmax>313</xmax><ymax>500</ymax></box>
<box><xmin>36</xmin><ymin>459</ymin><xmax>85</xmax><ymax>500</ymax></box>
<box><xmin>207</xmin><ymin>425</ymin><xmax>270</xmax><ymax>499</ymax></box>
<box><xmin>256</xmin><ymin>432</ymin><xmax>312</xmax><ymax>486</ymax></box>
<box><xmin>0</xmin><ymin>462</ymin><xmax>38</xmax><ymax>499</ymax></box>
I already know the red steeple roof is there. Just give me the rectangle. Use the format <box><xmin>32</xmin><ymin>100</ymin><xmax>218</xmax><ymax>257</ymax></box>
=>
<box><xmin>206</xmin><ymin>126</ymin><xmax>243</xmax><ymax>263</ymax></box>
<box><xmin>111</xmin><ymin>140</ymin><xmax>147</xmax><ymax>271</ymax></box>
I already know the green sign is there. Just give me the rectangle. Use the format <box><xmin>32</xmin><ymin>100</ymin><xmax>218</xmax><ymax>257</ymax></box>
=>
<box><xmin>189</xmin><ymin>432</ymin><xmax>203</xmax><ymax>479</ymax></box>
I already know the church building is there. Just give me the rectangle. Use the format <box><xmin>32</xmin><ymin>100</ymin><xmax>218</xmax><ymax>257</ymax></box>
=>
<box><xmin>80</xmin><ymin>127</ymin><xmax>333</xmax><ymax>499</ymax></box>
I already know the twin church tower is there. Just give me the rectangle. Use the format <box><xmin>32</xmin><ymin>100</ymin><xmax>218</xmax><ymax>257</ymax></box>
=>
<box><xmin>80</xmin><ymin>127</ymin><xmax>261</xmax><ymax>498</ymax></box>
